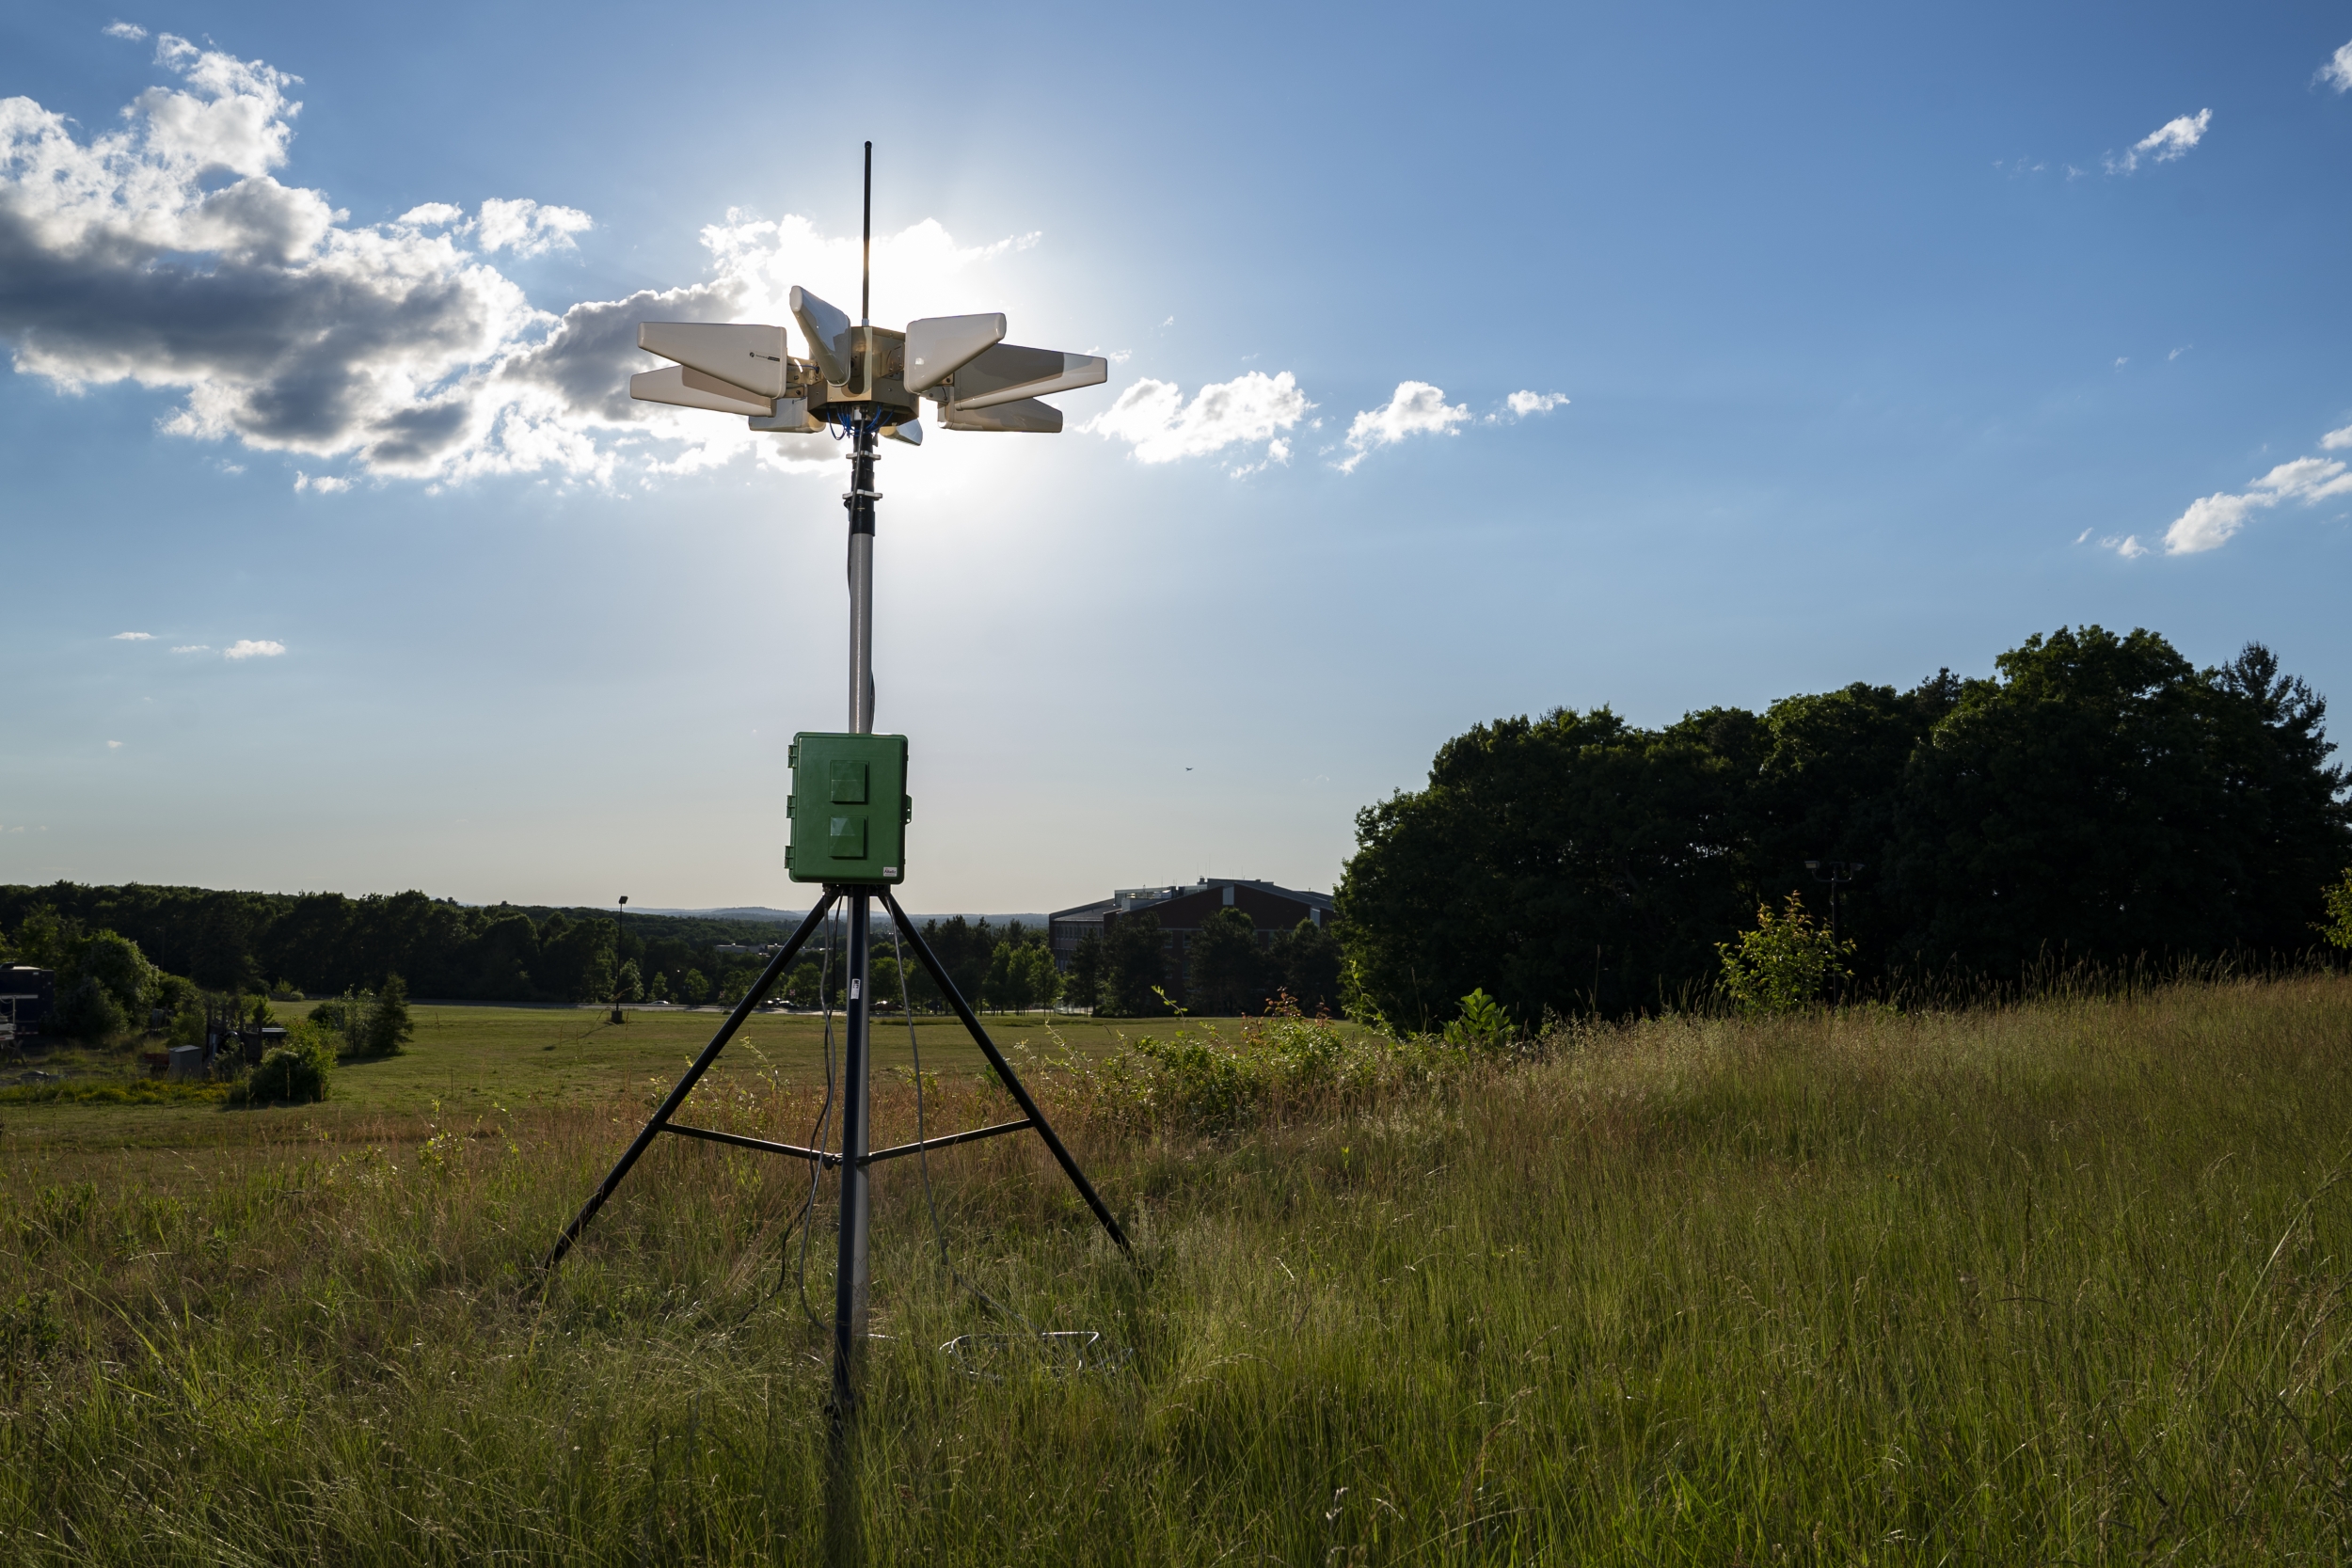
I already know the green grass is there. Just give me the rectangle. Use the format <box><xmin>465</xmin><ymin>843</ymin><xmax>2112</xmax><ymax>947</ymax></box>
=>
<box><xmin>1</xmin><ymin>977</ymin><xmax>2348</xmax><ymax>1562</ymax></box>
<box><xmin>0</xmin><ymin>1003</ymin><xmax>1187</xmax><ymax>1149</ymax></box>
<box><xmin>0</xmin><ymin>1081</ymin><xmax>225</xmax><ymax>1106</ymax></box>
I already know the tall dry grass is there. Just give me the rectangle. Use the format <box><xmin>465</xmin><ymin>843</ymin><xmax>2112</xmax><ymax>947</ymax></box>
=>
<box><xmin>2</xmin><ymin>974</ymin><xmax>2349</xmax><ymax>1562</ymax></box>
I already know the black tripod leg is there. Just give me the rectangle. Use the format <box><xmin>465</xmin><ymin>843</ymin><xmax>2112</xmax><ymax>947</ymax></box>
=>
<box><xmin>880</xmin><ymin>890</ymin><xmax>1129</xmax><ymax>1254</ymax></box>
<box><xmin>545</xmin><ymin>892</ymin><xmax>840</xmax><ymax>1270</ymax></box>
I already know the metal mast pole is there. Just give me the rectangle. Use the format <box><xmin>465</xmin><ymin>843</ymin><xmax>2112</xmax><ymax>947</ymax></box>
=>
<box><xmin>827</xmin><ymin>138</ymin><xmax>880</xmax><ymax>1568</ymax></box>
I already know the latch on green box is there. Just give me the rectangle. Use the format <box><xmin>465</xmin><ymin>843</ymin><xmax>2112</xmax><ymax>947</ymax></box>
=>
<box><xmin>786</xmin><ymin>732</ymin><xmax>910</xmax><ymax>884</ymax></box>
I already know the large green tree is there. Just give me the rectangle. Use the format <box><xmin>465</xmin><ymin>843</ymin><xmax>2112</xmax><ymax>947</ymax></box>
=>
<box><xmin>1339</xmin><ymin>628</ymin><xmax>2349</xmax><ymax>1027</ymax></box>
<box><xmin>1269</xmin><ymin>918</ymin><xmax>1345</xmax><ymax>1015</ymax></box>
<box><xmin>1886</xmin><ymin>630</ymin><xmax>2347</xmax><ymax>974</ymax></box>
<box><xmin>1338</xmin><ymin>705</ymin><xmax>1756</xmax><ymax>1029</ymax></box>
<box><xmin>1100</xmin><ymin>912</ymin><xmax>1168</xmax><ymax>1017</ymax></box>
<box><xmin>1064</xmin><ymin>930</ymin><xmax>1105</xmax><ymax>1014</ymax></box>
<box><xmin>1186</xmin><ymin>908</ymin><xmax>1266</xmax><ymax>1015</ymax></box>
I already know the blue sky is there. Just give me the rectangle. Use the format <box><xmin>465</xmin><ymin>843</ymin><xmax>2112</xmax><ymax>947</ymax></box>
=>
<box><xmin>4</xmin><ymin>1</ymin><xmax>2350</xmax><ymax>913</ymax></box>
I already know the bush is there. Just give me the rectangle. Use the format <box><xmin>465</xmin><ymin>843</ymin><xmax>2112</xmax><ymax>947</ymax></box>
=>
<box><xmin>51</xmin><ymin>975</ymin><xmax>124</xmax><ymax>1041</ymax></box>
<box><xmin>2323</xmin><ymin>868</ymin><xmax>2352</xmax><ymax>952</ymax></box>
<box><xmin>237</xmin><ymin>1027</ymin><xmax>333</xmax><ymax>1104</ymax></box>
<box><xmin>1055</xmin><ymin>995</ymin><xmax>1442</xmax><ymax>1135</ymax></box>
<box><xmin>75</xmin><ymin>929</ymin><xmax>157</xmax><ymax>1022</ymax></box>
<box><xmin>1441</xmin><ymin>988</ymin><xmax>1514</xmax><ymax>1049</ymax></box>
<box><xmin>357</xmin><ymin>973</ymin><xmax>413</xmax><ymax>1057</ymax></box>
<box><xmin>1716</xmin><ymin>894</ymin><xmax>1851</xmax><ymax>1015</ymax></box>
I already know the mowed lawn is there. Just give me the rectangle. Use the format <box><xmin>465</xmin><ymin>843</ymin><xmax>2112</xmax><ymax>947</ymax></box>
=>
<box><xmin>0</xmin><ymin>1003</ymin><xmax>1163</xmax><ymax>1150</ymax></box>
<box><xmin>2</xmin><ymin>977</ymin><xmax>2349</xmax><ymax>1563</ymax></box>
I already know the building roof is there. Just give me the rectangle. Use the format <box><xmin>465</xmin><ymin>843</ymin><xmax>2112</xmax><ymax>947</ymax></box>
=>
<box><xmin>1050</xmin><ymin>879</ymin><xmax>1333</xmax><ymax>925</ymax></box>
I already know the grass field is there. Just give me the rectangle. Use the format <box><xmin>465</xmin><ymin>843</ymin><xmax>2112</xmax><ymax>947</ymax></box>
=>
<box><xmin>2</xmin><ymin>978</ymin><xmax>2348</xmax><ymax>1563</ymax></box>
<box><xmin>0</xmin><ymin>1002</ymin><xmax>1152</xmax><ymax>1150</ymax></box>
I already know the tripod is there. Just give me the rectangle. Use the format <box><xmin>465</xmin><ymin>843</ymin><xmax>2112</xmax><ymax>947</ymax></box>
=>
<box><xmin>542</xmin><ymin>404</ymin><xmax>1127</xmax><ymax>1567</ymax></box>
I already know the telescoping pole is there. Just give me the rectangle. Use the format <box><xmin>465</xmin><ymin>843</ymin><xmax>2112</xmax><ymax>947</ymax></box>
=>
<box><xmin>825</xmin><ymin>881</ymin><xmax>873</xmax><ymax>1563</ymax></box>
<box><xmin>827</xmin><ymin>427</ymin><xmax>882</xmax><ymax>1564</ymax></box>
<box><xmin>829</xmin><ymin>147</ymin><xmax>881</xmax><ymax>1553</ymax></box>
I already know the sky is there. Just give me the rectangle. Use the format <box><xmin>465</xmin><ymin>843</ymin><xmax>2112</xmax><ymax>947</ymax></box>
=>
<box><xmin>4</xmin><ymin>1</ymin><xmax>2351</xmax><ymax>914</ymax></box>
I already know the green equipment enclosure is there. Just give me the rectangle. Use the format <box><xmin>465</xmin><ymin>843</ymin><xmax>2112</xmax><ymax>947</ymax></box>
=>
<box><xmin>786</xmin><ymin>732</ymin><xmax>910</xmax><ymax>884</ymax></box>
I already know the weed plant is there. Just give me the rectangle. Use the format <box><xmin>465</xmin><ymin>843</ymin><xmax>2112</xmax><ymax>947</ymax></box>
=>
<box><xmin>0</xmin><ymin>974</ymin><xmax>2348</xmax><ymax>1562</ymax></box>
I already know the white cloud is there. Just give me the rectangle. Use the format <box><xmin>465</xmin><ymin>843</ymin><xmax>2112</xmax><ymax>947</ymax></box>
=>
<box><xmin>103</xmin><ymin>22</ymin><xmax>148</xmax><ymax>40</ymax></box>
<box><xmin>397</xmin><ymin>202</ymin><xmax>467</xmax><ymax>230</ymax></box>
<box><xmin>1082</xmin><ymin>371</ymin><xmax>1311</xmax><ymax>464</ymax></box>
<box><xmin>171</xmin><ymin>644</ymin><xmax>210</xmax><ymax>654</ymax></box>
<box><xmin>1339</xmin><ymin>381</ymin><xmax>1470</xmax><ymax>473</ymax></box>
<box><xmin>111</xmin><ymin>630</ymin><xmax>153</xmax><ymax>640</ymax></box>
<box><xmin>2107</xmin><ymin>109</ymin><xmax>2211</xmax><ymax>174</ymax></box>
<box><xmin>0</xmin><ymin>39</ymin><xmax>1052</xmax><ymax>489</ymax></box>
<box><xmin>476</xmin><ymin>197</ymin><xmax>593</xmax><ymax>258</ymax></box>
<box><xmin>2163</xmin><ymin>492</ymin><xmax>2265</xmax><ymax>554</ymax></box>
<box><xmin>1502</xmin><ymin>390</ymin><xmax>1569</xmax><ymax>418</ymax></box>
<box><xmin>1226</xmin><ymin>436</ymin><xmax>1293</xmax><ymax>480</ymax></box>
<box><xmin>106</xmin><ymin>739</ymin><xmax>123</xmax><ymax>749</ymax></box>
<box><xmin>2161</xmin><ymin>452</ymin><xmax>2352</xmax><ymax>555</ymax></box>
<box><xmin>224</xmin><ymin>639</ymin><xmax>285</xmax><ymax>659</ymax></box>
<box><xmin>2254</xmin><ymin>456</ymin><xmax>2352</xmax><ymax>499</ymax></box>
<box><xmin>294</xmin><ymin>471</ymin><xmax>351</xmax><ymax>493</ymax></box>
<box><xmin>2321</xmin><ymin>424</ymin><xmax>2352</xmax><ymax>451</ymax></box>
<box><xmin>2074</xmin><ymin>528</ymin><xmax>2092</xmax><ymax>544</ymax></box>
<box><xmin>2105</xmin><ymin>534</ymin><xmax>2148</xmax><ymax>559</ymax></box>
<box><xmin>2321</xmin><ymin>40</ymin><xmax>2352</xmax><ymax>93</ymax></box>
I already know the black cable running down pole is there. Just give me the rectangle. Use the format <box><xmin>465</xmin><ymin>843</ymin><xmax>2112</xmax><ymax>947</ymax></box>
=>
<box><xmin>879</xmin><ymin>890</ymin><xmax>1130</xmax><ymax>1254</ymax></box>
<box><xmin>544</xmin><ymin>892</ymin><xmax>840</xmax><ymax>1270</ymax></box>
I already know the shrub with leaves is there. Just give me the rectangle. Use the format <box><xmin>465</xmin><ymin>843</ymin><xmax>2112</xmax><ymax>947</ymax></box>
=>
<box><xmin>236</xmin><ymin>1024</ymin><xmax>334</xmax><ymax>1104</ymax></box>
<box><xmin>1441</xmin><ymin>988</ymin><xmax>1514</xmax><ymax>1050</ymax></box>
<box><xmin>2321</xmin><ymin>869</ymin><xmax>2352</xmax><ymax>952</ymax></box>
<box><xmin>51</xmin><ymin>976</ymin><xmax>125</xmax><ymax>1041</ymax></box>
<box><xmin>1716</xmin><ymin>893</ymin><xmax>1852</xmax><ymax>1015</ymax></box>
<box><xmin>1046</xmin><ymin>992</ymin><xmax>1447</xmax><ymax>1134</ymax></box>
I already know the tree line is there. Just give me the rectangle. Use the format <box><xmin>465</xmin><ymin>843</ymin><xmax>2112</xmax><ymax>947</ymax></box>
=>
<box><xmin>1062</xmin><ymin>911</ymin><xmax>1344</xmax><ymax>1017</ymax></box>
<box><xmin>1338</xmin><ymin>628</ymin><xmax>2352</xmax><ymax>1028</ymax></box>
<box><xmin>0</xmin><ymin>884</ymin><xmax>818</xmax><ymax>1008</ymax></box>
<box><xmin>0</xmin><ymin>892</ymin><xmax>1150</xmax><ymax>1031</ymax></box>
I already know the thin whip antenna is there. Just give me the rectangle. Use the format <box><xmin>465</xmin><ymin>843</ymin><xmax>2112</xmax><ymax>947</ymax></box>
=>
<box><xmin>860</xmin><ymin>141</ymin><xmax>872</xmax><ymax>325</ymax></box>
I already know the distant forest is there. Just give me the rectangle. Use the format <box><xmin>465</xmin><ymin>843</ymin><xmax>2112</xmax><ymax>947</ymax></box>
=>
<box><xmin>1340</xmin><ymin>628</ymin><xmax>2352</xmax><ymax>1027</ymax></box>
<box><xmin>0</xmin><ymin>882</ymin><xmax>1050</xmax><ymax>1015</ymax></box>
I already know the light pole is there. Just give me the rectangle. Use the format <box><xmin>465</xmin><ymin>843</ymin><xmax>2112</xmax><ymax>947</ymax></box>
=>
<box><xmin>1804</xmin><ymin>860</ymin><xmax>1863</xmax><ymax>1003</ymax></box>
<box><xmin>1803</xmin><ymin>860</ymin><xmax>1864</xmax><ymax>946</ymax></box>
<box><xmin>610</xmin><ymin>895</ymin><xmax>629</xmax><ymax>1024</ymax></box>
